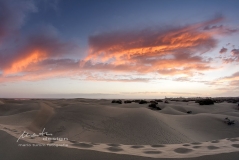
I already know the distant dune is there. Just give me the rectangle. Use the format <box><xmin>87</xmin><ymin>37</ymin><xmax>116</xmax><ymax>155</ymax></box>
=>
<box><xmin>0</xmin><ymin>100</ymin><xmax>4</xmax><ymax>105</ymax></box>
<box><xmin>0</xmin><ymin>99</ymin><xmax>239</xmax><ymax>159</ymax></box>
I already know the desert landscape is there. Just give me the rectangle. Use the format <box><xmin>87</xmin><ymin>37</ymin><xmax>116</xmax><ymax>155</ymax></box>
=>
<box><xmin>1</xmin><ymin>0</ymin><xmax>239</xmax><ymax>159</ymax></box>
<box><xmin>0</xmin><ymin>98</ymin><xmax>239</xmax><ymax>159</ymax></box>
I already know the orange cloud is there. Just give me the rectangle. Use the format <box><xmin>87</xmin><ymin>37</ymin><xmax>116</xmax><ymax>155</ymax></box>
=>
<box><xmin>81</xmin><ymin>17</ymin><xmax>229</xmax><ymax>76</ymax></box>
<box><xmin>4</xmin><ymin>50</ymin><xmax>47</xmax><ymax>75</ymax></box>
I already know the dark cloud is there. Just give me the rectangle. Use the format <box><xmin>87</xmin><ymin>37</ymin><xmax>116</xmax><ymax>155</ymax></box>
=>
<box><xmin>231</xmin><ymin>49</ymin><xmax>239</xmax><ymax>56</ymax></box>
<box><xmin>204</xmin><ymin>24</ymin><xmax>238</xmax><ymax>34</ymax></box>
<box><xmin>0</xmin><ymin>0</ymin><xmax>80</xmax><ymax>78</ymax></box>
<box><xmin>204</xmin><ymin>25</ymin><xmax>223</xmax><ymax>30</ymax></box>
<box><xmin>0</xmin><ymin>0</ymin><xmax>36</xmax><ymax>40</ymax></box>
<box><xmin>219</xmin><ymin>47</ymin><xmax>227</xmax><ymax>54</ymax></box>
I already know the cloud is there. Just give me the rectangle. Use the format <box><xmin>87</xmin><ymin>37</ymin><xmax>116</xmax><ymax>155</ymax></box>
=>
<box><xmin>203</xmin><ymin>24</ymin><xmax>238</xmax><ymax>34</ymax></box>
<box><xmin>207</xmin><ymin>71</ymin><xmax>239</xmax><ymax>90</ymax></box>
<box><xmin>219</xmin><ymin>47</ymin><xmax>227</xmax><ymax>54</ymax></box>
<box><xmin>221</xmin><ymin>71</ymin><xmax>239</xmax><ymax>82</ymax></box>
<box><xmin>219</xmin><ymin>48</ymin><xmax>239</xmax><ymax>63</ymax></box>
<box><xmin>211</xmin><ymin>71</ymin><xmax>239</xmax><ymax>95</ymax></box>
<box><xmin>0</xmin><ymin>25</ymin><xmax>79</xmax><ymax>75</ymax></box>
<box><xmin>0</xmin><ymin>58</ymin><xmax>81</xmax><ymax>83</ymax></box>
<box><xmin>0</xmin><ymin>5</ymin><xmax>237</xmax><ymax>84</ymax></box>
<box><xmin>0</xmin><ymin>0</ymin><xmax>36</xmax><ymax>40</ymax></box>
<box><xmin>81</xmin><ymin>16</ymin><xmax>234</xmax><ymax>76</ymax></box>
<box><xmin>0</xmin><ymin>0</ymin><xmax>82</xmax><ymax>83</ymax></box>
<box><xmin>231</xmin><ymin>49</ymin><xmax>239</xmax><ymax>56</ymax></box>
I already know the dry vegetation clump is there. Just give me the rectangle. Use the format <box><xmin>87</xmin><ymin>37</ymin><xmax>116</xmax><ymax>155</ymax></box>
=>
<box><xmin>124</xmin><ymin>100</ymin><xmax>132</xmax><ymax>103</ymax></box>
<box><xmin>148</xmin><ymin>103</ymin><xmax>161</xmax><ymax>110</ymax></box>
<box><xmin>139</xmin><ymin>100</ymin><xmax>148</xmax><ymax>104</ymax></box>
<box><xmin>224</xmin><ymin>117</ymin><xmax>235</xmax><ymax>125</ymax></box>
<box><xmin>112</xmin><ymin>100</ymin><xmax>122</xmax><ymax>104</ymax></box>
<box><xmin>155</xmin><ymin>99</ymin><xmax>163</xmax><ymax>102</ymax></box>
<box><xmin>195</xmin><ymin>99</ymin><xmax>214</xmax><ymax>105</ymax></box>
<box><xmin>150</xmin><ymin>101</ymin><xmax>158</xmax><ymax>104</ymax></box>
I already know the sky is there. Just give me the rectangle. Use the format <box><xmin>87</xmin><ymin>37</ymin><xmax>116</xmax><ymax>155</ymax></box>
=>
<box><xmin>0</xmin><ymin>0</ymin><xmax>239</xmax><ymax>99</ymax></box>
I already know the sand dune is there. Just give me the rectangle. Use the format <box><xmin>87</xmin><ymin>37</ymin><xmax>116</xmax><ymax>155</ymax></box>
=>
<box><xmin>27</xmin><ymin>102</ymin><xmax>55</xmax><ymax>133</ymax></box>
<box><xmin>0</xmin><ymin>110</ymin><xmax>38</xmax><ymax>126</ymax></box>
<box><xmin>0</xmin><ymin>100</ymin><xmax>4</xmax><ymax>105</ymax></box>
<box><xmin>0</xmin><ymin>99</ymin><xmax>239</xmax><ymax>159</ymax></box>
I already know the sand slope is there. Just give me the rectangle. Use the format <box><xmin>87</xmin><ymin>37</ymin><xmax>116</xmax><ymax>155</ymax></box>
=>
<box><xmin>0</xmin><ymin>99</ymin><xmax>239</xmax><ymax>159</ymax></box>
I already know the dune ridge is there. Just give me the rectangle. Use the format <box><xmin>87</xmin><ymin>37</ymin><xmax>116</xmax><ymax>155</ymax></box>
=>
<box><xmin>0</xmin><ymin>99</ymin><xmax>239</xmax><ymax>159</ymax></box>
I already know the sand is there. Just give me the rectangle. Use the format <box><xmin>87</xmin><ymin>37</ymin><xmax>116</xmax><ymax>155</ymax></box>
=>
<box><xmin>0</xmin><ymin>99</ymin><xmax>239</xmax><ymax>159</ymax></box>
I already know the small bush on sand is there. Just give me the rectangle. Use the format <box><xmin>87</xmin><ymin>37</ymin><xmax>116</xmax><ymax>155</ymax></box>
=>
<box><xmin>196</xmin><ymin>99</ymin><xmax>214</xmax><ymax>105</ymax></box>
<box><xmin>148</xmin><ymin>103</ymin><xmax>161</xmax><ymax>110</ymax></box>
<box><xmin>139</xmin><ymin>100</ymin><xmax>148</xmax><ymax>104</ymax></box>
<box><xmin>150</xmin><ymin>101</ymin><xmax>158</xmax><ymax>104</ymax></box>
<box><xmin>112</xmin><ymin>100</ymin><xmax>122</xmax><ymax>104</ymax></box>
<box><xmin>124</xmin><ymin>100</ymin><xmax>132</xmax><ymax>103</ymax></box>
<box><xmin>224</xmin><ymin>117</ymin><xmax>235</xmax><ymax>125</ymax></box>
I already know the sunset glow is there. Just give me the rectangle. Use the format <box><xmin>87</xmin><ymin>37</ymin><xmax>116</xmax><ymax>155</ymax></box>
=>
<box><xmin>4</xmin><ymin>50</ymin><xmax>46</xmax><ymax>75</ymax></box>
<box><xmin>0</xmin><ymin>0</ymin><xmax>239</xmax><ymax>98</ymax></box>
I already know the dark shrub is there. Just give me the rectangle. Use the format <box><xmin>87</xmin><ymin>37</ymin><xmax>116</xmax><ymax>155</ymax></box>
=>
<box><xmin>148</xmin><ymin>103</ymin><xmax>161</xmax><ymax>110</ymax></box>
<box><xmin>124</xmin><ymin>100</ymin><xmax>132</xmax><ymax>103</ymax></box>
<box><xmin>150</xmin><ymin>101</ymin><xmax>158</xmax><ymax>104</ymax></box>
<box><xmin>112</xmin><ymin>100</ymin><xmax>122</xmax><ymax>104</ymax></box>
<box><xmin>182</xmin><ymin>100</ymin><xmax>189</xmax><ymax>102</ymax></box>
<box><xmin>198</xmin><ymin>99</ymin><xmax>214</xmax><ymax>105</ymax></box>
<box><xmin>155</xmin><ymin>99</ymin><xmax>163</xmax><ymax>102</ymax></box>
<box><xmin>224</xmin><ymin>117</ymin><xmax>235</xmax><ymax>125</ymax></box>
<box><xmin>187</xmin><ymin>111</ymin><xmax>192</xmax><ymax>114</ymax></box>
<box><xmin>155</xmin><ymin>106</ymin><xmax>161</xmax><ymax>110</ymax></box>
<box><xmin>164</xmin><ymin>100</ymin><xmax>169</xmax><ymax>103</ymax></box>
<box><xmin>139</xmin><ymin>100</ymin><xmax>148</xmax><ymax>104</ymax></box>
<box><xmin>149</xmin><ymin>103</ymin><xmax>157</xmax><ymax>108</ymax></box>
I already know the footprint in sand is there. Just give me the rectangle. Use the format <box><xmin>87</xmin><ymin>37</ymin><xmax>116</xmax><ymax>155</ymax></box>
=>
<box><xmin>69</xmin><ymin>140</ymin><xmax>77</xmax><ymax>143</ymax></box>
<box><xmin>107</xmin><ymin>146</ymin><xmax>123</xmax><ymax>152</ymax></box>
<box><xmin>91</xmin><ymin>142</ymin><xmax>100</xmax><ymax>145</ymax></box>
<box><xmin>211</xmin><ymin>140</ymin><xmax>220</xmax><ymax>143</ymax></box>
<box><xmin>207</xmin><ymin>146</ymin><xmax>219</xmax><ymax>150</ymax></box>
<box><xmin>229</xmin><ymin>138</ymin><xmax>239</xmax><ymax>142</ymax></box>
<box><xmin>131</xmin><ymin>145</ymin><xmax>144</xmax><ymax>149</ymax></box>
<box><xmin>174</xmin><ymin>148</ymin><xmax>193</xmax><ymax>154</ymax></box>
<box><xmin>232</xmin><ymin>144</ymin><xmax>239</xmax><ymax>148</ymax></box>
<box><xmin>192</xmin><ymin>146</ymin><xmax>201</xmax><ymax>149</ymax></box>
<box><xmin>73</xmin><ymin>142</ymin><xmax>93</xmax><ymax>148</ymax></box>
<box><xmin>151</xmin><ymin>144</ymin><xmax>165</xmax><ymax>148</ymax></box>
<box><xmin>107</xmin><ymin>143</ymin><xmax>121</xmax><ymax>147</ymax></box>
<box><xmin>144</xmin><ymin>151</ymin><xmax>162</xmax><ymax>154</ymax></box>
<box><xmin>191</xmin><ymin>142</ymin><xmax>202</xmax><ymax>145</ymax></box>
